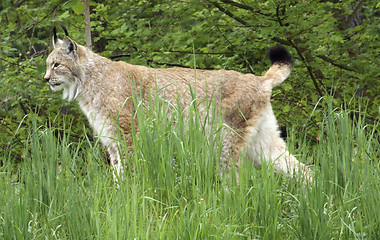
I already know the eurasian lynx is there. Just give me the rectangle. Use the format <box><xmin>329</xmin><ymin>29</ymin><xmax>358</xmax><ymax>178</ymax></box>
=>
<box><xmin>44</xmin><ymin>28</ymin><xmax>310</xmax><ymax>182</ymax></box>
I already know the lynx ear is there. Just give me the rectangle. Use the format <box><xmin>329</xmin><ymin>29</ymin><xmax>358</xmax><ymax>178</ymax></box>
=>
<box><xmin>52</xmin><ymin>23</ymin><xmax>69</xmax><ymax>49</ymax></box>
<box><xmin>63</xmin><ymin>37</ymin><xmax>77</xmax><ymax>55</ymax></box>
<box><xmin>52</xmin><ymin>25</ymin><xmax>63</xmax><ymax>48</ymax></box>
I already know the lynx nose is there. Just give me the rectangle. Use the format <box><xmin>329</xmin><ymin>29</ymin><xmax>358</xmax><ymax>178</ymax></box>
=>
<box><xmin>44</xmin><ymin>73</ymin><xmax>50</xmax><ymax>82</ymax></box>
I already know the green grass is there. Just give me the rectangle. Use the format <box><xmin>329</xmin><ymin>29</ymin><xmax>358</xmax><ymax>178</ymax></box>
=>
<box><xmin>1</xmin><ymin>95</ymin><xmax>379</xmax><ymax>239</ymax></box>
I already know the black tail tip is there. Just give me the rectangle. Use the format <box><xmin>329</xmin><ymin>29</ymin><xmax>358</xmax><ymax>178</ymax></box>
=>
<box><xmin>269</xmin><ymin>45</ymin><xmax>292</xmax><ymax>65</ymax></box>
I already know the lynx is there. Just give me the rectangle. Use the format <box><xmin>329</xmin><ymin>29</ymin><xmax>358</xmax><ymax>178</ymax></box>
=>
<box><xmin>44</xmin><ymin>28</ymin><xmax>310</xmax><ymax>182</ymax></box>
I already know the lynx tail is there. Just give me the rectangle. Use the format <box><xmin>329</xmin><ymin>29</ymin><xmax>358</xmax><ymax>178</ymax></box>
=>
<box><xmin>264</xmin><ymin>45</ymin><xmax>293</xmax><ymax>88</ymax></box>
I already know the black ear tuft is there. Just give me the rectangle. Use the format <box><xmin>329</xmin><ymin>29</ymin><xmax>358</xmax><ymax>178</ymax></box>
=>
<box><xmin>60</xmin><ymin>23</ymin><xmax>69</xmax><ymax>37</ymax></box>
<box><xmin>269</xmin><ymin>45</ymin><xmax>292</xmax><ymax>65</ymax></box>
<box><xmin>53</xmin><ymin>25</ymin><xmax>58</xmax><ymax>44</ymax></box>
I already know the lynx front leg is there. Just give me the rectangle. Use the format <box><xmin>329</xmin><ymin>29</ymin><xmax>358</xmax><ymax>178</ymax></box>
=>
<box><xmin>106</xmin><ymin>132</ymin><xmax>134</xmax><ymax>182</ymax></box>
<box><xmin>108</xmin><ymin>142</ymin><xmax>124</xmax><ymax>180</ymax></box>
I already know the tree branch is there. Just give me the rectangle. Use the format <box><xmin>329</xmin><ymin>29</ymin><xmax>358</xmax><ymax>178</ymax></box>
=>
<box><xmin>290</xmin><ymin>39</ymin><xmax>324</xmax><ymax>97</ymax></box>
<box><xmin>274</xmin><ymin>3</ymin><xmax>324</xmax><ymax>97</ymax></box>
<box><xmin>156</xmin><ymin>50</ymin><xmax>235</xmax><ymax>55</ymax></box>
<box><xmin>317</xmin><ymin>55</ymin><xmax>356</xmax><ymax>72</ymax></box>
<box><xmin>345</xmin><ymin>0</ymin><xmax>365</xmax><ymax>28</ymax></box>
<box><xmin>215</xmin><ymin>25</ymin><xmax>254</xmax><ymax>73</ymax></box>
<box><xmin>109</xmin><ymin>54</ymin><xmax>131</xmax><ymax>59</ymax></box>
<box><xmin>271</xmin><ymin>37</ymin><xmax>291</xmax><ymax>46</ymax></box>
<box><xmin>11</xmin><ymin>0</ymin><xmax>66</xmax><ymax>43</ymax></box>
<box><xmin>220</xmin><ymin>0</ymin><xmax>272</xmax><ymax>17</ymax></box>
<box><xmin>208</xmin><ymin>1</ymin><xmax>249</xmax><ymax>26</ymax></box>
<box><xmin>146</xmin><ymin>59</ymin><xmax>194</xmax><ymax>69</ymax></box>
<box><xmin>221</xmin><ymin>0</ymin><xmax>254</xmax><ymax>11</ymax></box>
<box><xmin>109</xmin><ymin>50</ymin><xmax>237</xmax><ymax>59</ymax></box>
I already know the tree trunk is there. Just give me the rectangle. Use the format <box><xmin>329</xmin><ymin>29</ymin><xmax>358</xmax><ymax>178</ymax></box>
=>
<box><xmin>82</xmin><ymin>0</ymin><xmax>92</xmax><ymax>49</ymax></box>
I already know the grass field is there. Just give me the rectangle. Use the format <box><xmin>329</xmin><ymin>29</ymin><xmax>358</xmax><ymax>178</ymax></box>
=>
<box><xmin>1</xmin><ymin>96</ymin><xmax>379</xmax><ymax>239</ymax></box>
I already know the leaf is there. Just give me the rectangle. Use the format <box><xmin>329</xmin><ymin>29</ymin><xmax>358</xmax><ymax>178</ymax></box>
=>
<box><xmin>282</xmin><ymin>105</ymin><xmax>291</xmax><ymax>113</ymax></box>
<box><xmin>282</xmin><ymin>83</ymin><xmax>293</xmax><ymax>91</ymax></box>
<box><xmin>58</xmin><ymin>11</ymin><xmax>70</xmax><ymax>20</ymax></box>
<box><xmin>72</xmin><ymin>0</ymin><xmax>85</xmax><ymax>15</ymax></box>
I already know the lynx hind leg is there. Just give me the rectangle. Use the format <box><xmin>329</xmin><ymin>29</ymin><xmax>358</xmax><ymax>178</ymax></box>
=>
<box><xmin>268</xmin><ymin>137</ymin><xmax>311</xmax><ymax>182</ymax></box>
<box><xmin>247</xmin><ymin>105</ymin><xmax>311</xmax><ymax>182</ymax></box>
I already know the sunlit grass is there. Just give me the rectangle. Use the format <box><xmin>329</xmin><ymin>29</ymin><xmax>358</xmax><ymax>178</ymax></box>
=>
<box><xmin>0</xmin><ymin>96</ymin><xmax>379</xmax><ymax>239</ymax></box>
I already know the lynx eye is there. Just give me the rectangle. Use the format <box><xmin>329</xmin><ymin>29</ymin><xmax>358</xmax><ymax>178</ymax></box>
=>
<box><xmin>53</xmin><ymin>63</ymin><xmax>60</xmax><ymax>69</ymax></box>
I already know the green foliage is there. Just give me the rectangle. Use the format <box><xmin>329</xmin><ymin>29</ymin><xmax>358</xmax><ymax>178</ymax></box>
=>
<box><xmin>0</xmin><ymin>98</ymin><xmax>379</xmax><ymax>239</ymax></box>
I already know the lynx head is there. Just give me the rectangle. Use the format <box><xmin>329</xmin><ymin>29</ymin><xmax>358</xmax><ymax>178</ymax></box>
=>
<box><xmin>44</xmin><ymin>25</ymin><xmax>84</xmax><ymax>101</ymax></box>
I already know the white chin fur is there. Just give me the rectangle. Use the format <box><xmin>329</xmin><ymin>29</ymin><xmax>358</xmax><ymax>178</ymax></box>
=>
<box><xmin>49</xmin><ymin>83</ymin><xmax>64</xmax><ymax>92</ymax></box>
<box><xmin>50</xmin><ymin>81</ymin><xmax>80</xmax><ymax>102</ymax></box>
<box><xmin>62</xmin><ymin>83</ymin><xmax>80</xmax><ymax>101</ymax></box>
